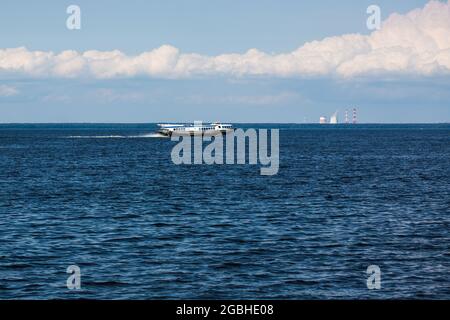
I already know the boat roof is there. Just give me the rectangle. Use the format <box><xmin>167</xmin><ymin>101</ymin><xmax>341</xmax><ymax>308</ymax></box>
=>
<box><xmin>157</xmin><ymin>124</ymin><xmax>184</xmax><ymax>127</ymax></box>
<box><xmin>158</xmin><ymin>123</ymin><xmax>232</xmax><ymax>128</ymax></box>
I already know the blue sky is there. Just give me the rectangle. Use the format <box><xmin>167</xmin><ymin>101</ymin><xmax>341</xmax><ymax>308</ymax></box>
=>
<box><xmin>1</xmin><ymin>0</ymin><xmax>449</xmax><ymax>123</ymax></box>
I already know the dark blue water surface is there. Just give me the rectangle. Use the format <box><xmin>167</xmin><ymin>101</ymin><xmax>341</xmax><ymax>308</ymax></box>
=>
<box><xmin>0</xmin><ymin>123</ymin><xmax>449</xmax><ymax>299</ymax></box>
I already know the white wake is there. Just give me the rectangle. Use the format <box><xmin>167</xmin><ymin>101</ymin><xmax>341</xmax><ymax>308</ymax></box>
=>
<box><xmin>65</xmin><ymin>133</ymin><xmax>169</xmax><ymax>139</ymax></box>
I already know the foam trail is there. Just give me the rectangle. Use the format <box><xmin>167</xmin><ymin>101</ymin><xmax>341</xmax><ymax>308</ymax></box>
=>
<box><xmin>65</xmin><ymin>133</ymin><xmax>169</xmax><ymax>139</ymax></box>
<box><xmin>137</xmin><ymin>133</ymin><xmax>169</xmax><ymax>138</ymax></box>
<box><xmin>66</xmin><ymin>135</ymin><xmax>127</xmax><ymax>139</ymax></box>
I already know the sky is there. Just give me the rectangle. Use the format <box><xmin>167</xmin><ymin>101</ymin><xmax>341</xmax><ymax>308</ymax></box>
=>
<box><xmin>1</xmin><ymin>0</ymin><xmax>449</xmax><ymax>123</ymax></box>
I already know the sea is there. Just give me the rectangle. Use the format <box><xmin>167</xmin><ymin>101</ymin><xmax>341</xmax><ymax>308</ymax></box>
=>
<box><xmin>0</xmin><ymin>123</ymin><xmax>449</xmax><ymax>299</ymax></box>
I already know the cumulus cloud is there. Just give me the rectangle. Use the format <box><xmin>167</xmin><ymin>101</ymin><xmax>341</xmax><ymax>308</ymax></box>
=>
<box><xmin>0</xmin><ymin>85</ymin><xmax>19</xmax><ymax>96</ymax></box>
<box><xmin>0</xmin><ymin>1</ymin><xmax>449</xmax><ymax>79</ymax></box>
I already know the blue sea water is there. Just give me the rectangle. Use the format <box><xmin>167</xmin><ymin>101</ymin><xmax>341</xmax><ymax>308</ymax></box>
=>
<box><xmin>0</xmin><ymin>123</ymin><xmax>449</xmax><ymax>299</ymax></box>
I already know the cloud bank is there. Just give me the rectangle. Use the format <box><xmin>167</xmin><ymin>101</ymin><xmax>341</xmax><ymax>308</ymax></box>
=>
<box><xmin>1</xmin><ymin>1</ymin><xmax>450</xmax><ymax>79</ymax></box>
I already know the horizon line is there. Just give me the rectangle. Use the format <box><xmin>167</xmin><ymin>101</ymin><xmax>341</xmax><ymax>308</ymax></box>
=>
<box><xmin>0</xmin><ymin>122</ymin><xmax>449</xmax><ymax>125</ymax></box>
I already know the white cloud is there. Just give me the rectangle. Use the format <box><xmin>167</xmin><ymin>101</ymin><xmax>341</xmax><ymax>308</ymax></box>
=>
<box><xmin>0</xmin><ymin>85</ymin><xmax>19</xmax><ymax>96</ymax></box>
<box><xmin>0</xmin><ymin>1</ymin><xmax>449</xmax><ymax>79</ymax></box>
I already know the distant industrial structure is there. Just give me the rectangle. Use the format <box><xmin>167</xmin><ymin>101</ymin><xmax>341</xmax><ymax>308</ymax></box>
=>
<box><xmin>320</xmin><ymin>108</ymin><xmax>357</xmax><ymax>124</ymax></box>
<box><xmin>330</xmin><ymin>111</ymin><xmax>338</xmax><ymax>124</ymax></box>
